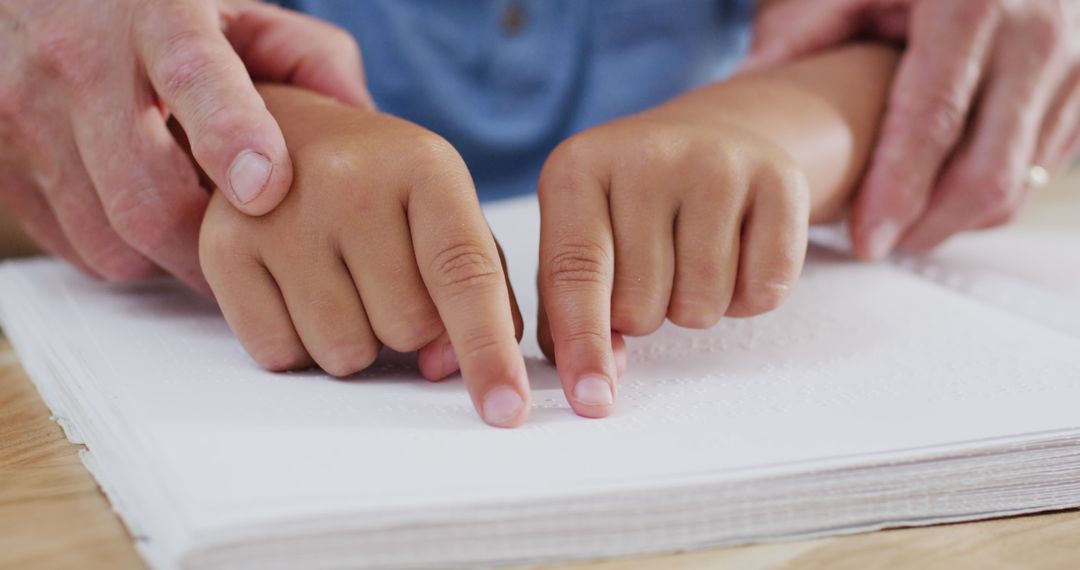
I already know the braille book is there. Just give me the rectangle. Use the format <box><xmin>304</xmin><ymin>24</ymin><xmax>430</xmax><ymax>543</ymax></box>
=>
<box><xmin>1</xmin><ymin>196</ymin><xmax>1078</xmax><ymax>570</ymax></box>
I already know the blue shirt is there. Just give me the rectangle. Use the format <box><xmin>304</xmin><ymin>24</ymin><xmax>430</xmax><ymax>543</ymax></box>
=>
<box><xmin>275</xmin><ymin>1</ymin><xmax>753</xmax><ymax>200</ymax></box>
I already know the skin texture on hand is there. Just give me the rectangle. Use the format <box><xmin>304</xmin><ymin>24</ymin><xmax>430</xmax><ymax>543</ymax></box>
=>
<box><xmin>536</xmin><ymin>43</ymin><xmax>900</xmax><ymax>419</ymax></box>
<box><xmin>0</xmin><ymin>0</ymin><xmax>373</xmax><ymax>292</ymax></box>
<box><xmin>747</xmin><ymin>0</ymin><xmax>1080</xmax><ymax>258</ymax></box>
<box><xmin>200</xmin><ymin>85</ymin><xmax>529</xmax><ymax>428</ymax></box>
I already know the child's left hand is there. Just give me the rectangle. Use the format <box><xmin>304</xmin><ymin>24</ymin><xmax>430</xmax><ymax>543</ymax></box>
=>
<box><xmin>536</xmin><ymin>105</ymin><xmax>811</xmax><ymax>418</ymax></box>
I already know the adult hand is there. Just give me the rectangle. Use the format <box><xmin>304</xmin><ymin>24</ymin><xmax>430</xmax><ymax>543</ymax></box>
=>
<box><xmin>0</xmin><ymin>0</ymin><xmax>373</xmax><ymax>291</ymax></box>
<box><xmin>746</xmin><ymin>0</ymin><xmax>1080</xmax><ymax>257</ymax></box>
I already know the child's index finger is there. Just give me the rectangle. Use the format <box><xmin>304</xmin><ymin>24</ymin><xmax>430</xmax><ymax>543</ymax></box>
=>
<box><xmin>536</xmin><ymin>147</ymin><xmax>620</xmax><ymax>419</ymax></box>
<box><xmin>406</xmin><ymin>155</ymin><xmax>530</xmax><ymax>428</ymax></box>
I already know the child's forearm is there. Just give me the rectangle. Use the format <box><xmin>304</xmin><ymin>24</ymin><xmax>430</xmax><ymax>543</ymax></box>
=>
<box><xmin>656</xmin><ymin>43</ymin><xmax>900</xmax><ymax>223</ymax></box>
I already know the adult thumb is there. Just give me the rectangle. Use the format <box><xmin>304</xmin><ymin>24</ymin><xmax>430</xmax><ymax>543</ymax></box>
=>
<box><xmin>135</xmin><ymin>0</ymin><xmax>293</xmax><ymax>216</ymax></box>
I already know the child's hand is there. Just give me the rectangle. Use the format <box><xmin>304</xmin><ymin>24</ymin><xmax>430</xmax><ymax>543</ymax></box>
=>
<box><xmin>537</xmin><ymin>108</ymin><xmax>811</xmax><ymax>418</ymax></box>
<box><xmin>200</xmin><ymin>85</ymin><xmax>530</xmax><ymax>427</ymax></box>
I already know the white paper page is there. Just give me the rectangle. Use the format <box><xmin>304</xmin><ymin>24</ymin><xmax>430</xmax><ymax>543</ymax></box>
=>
<box><xmin>809</xmin><ymin>223</ymin><xmax>1080</xmax><ymax>336</ymax></box>
<box><xmin>906</xmin><ymin>227</ymin><xmax>1080</xmax><ymax>298</ymax></box>
<box><xmin>890</xmin><ymin>228</ymin><xmax>1080</xmax><ymax>337</ymax></box>
<box><xmin>2</xmin><ymin>196</ymin><xmax>1079</xmax><ymax>556</ymax></box>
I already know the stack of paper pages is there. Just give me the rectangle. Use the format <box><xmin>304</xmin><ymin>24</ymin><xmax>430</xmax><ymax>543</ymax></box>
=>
<box><xmin>1</xmin><ymin>196</ymin><xmax>1078</xmax><ymax>570</ymax></box>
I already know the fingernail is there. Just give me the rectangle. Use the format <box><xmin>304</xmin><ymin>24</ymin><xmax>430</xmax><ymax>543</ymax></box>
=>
<box><xmin>442</xmin><ymin>343</ymin><xmax>459</xmax><ymax>376</ymax></box>
<box><xmin>573</xmin><ymin>375</ymin><xmax>614</xmax><ymax>406</ymax></box>
<box><xmin>481</xmin><ymin>386</ymin><xmax>524</xmax><ymax>426</ymax></box>
<box><xmin>228</xmin><ymin>150</ymin><xmax>273</xmax><ymax>204</ymax></box>
<box><xmin>864</xmin><ymin>220</ymin><xmax>901</xmax><ymax>260</ymax></box>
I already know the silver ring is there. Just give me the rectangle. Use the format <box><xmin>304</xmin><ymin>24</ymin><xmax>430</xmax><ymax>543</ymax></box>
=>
<box><xmin>1025</xmin><ymin>164</ymin><xmax>1050</xmax><ymax>190</ymax></box>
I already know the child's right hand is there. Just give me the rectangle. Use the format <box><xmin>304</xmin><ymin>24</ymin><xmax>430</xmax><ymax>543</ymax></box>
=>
<box><xmin>199</xmin><ymin>85</ymin><xmax>530</xmax><ymax>427</ymax></box>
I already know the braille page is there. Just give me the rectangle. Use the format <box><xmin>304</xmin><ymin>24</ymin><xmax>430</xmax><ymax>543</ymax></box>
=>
<box><xmin>892</xmin><ymin>228</ymin><xmax>1080</xmax><ymax>338</ymax></box>
<box><xmin>1</xmin><ymin>196</ymin><xmax>1078</xmax><ymax>566</ymax></box>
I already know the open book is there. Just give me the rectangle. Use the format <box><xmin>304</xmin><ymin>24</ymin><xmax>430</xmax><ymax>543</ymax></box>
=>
<box><xmin>1</xmin><ymin>196</ymin><xmax>1078</xmax><ymax>570</ymax></box>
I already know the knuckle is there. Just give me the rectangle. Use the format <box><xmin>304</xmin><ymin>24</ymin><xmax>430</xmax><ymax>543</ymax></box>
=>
<box><xmin>668</xmin><ymin>296</ymin><xmax>723</xmax><ymax>330</ymax></box>
<box><xmin>543</xmin><ymin>240</ymin><xmax>611</xmax><ymax>289</ymax></box>
<box><xmin>757</xmin><ymin>157</ymin><xmax>810</xmax><ymax>203</ymax></box>
<box><xmin>199</xmin><ymin>214</ymin><xmax>251</xmax><ymax>269</ymax></box>
<box><xmin>551</xmin><ymin>134</ymin><xmax>599</xmax><ymax>167</ymax></box>
<box><xmin>690</xmin><ymin>126</ymin><xmax>733</xmax><ymax>160</ymax></box>
<box><xmin>772</xmin><ymin>158</ymin><xmax>809</xmax><ymax>194</ymax></box>
<box><xmin>1025</xmin><ymin>10</ymin><xmax>1067</xmax><ymax>60</ymax></box>
<box><xmin>378</xmin><ymin>312</ymin><xmax>443</xmax><ymax>353</ymax></box>
<box><xmin>429</xmin><ymin>241</ymin><xmax>501</xmax><ymax>293</ymax></box>
<box><xmin>408</xmin><ymin>131</ymin><xmax>464</xmax><ymax>175</ymax></box>
<box><xmin>561</xmin><ymin>328</ymin><xmax>611</xmax><ymax>351</ymax></box>
<box><xmin>154</xmin><ymin>29</ymin><xmax>220</xmax><ymax>97</ymax></box>
<box><xmin>620</xmin><ymin>129</ymin><xmax>686</xmax><ymax>174</ymax></box>
<box><xmin>668</xmin><ymin>278</ymin><xmax>727</xmax><ymax>330</ymax></box>
<box><xmin>328</xmin><ymin>25</ymin><xmax>361</xmax><ymax>54</ymax></box>
<box><xmin>735</xmin><ymin>279</ymin><xmax>793</xmax><ymax>317</ymax></box>
<box><xmin>611</xmin><ymin>303</ymin><xmax>665</xmax><ymax>336</ymax></box>
<box><xmin>540</xmin><ymin>135</ymin><xmax>600</xmax><ymax>194</ymax></box>
<box><xmin>753</xmin><ymin>281</ymin><xmax>792</xmax><ymax>313</ymax></box>
<box><xmin>610</xmin><ymin>276</ymin><xmax>669</xmax><ymax>335</ymax></box>
<box><xmin>319</xmin><ymin>341</ymin><xmax>379</xmax><ymax>378</ymax></box>
<box><xmin>455</xmin><ymin>327</ymin><xmax>512</xmax><ymax>368</ymax></box>
<box><xmin>30</xmin><ymin>26</ymin><xmax>103</xmax><ymax>92</ymax></box>
<box><xmin>250</xmin><ymin>339</ymin><xmax>311</xmax><ymax>372</ymax></box>
<box><xmin>561</xmin><ymin>328</ymin><xmax>613</xmax><ymax>354</ymax></box>
<box><xmin>890</xmin><ymin>81</ymin><xmax>970</xmax><ymax>153</ymax></box>
<box><xmin>389</xmin><ymin>128</ymin><xmax>468</xmax><ymax>190</ymax></box>
<box><xmin>187</xmin><ymin>106</ymin><xmax>259</xmax><ymax>159</ymax></box>
<box><xmin>689</xmin><ymin>146</ymin><xmax>739</xmax><ymax>190</ymax></box>
<box><xmin>969</xmin><ymin>171</ymin><xmax>1019</xmax><ymax>215</ymax></box>
<box><xmin>915</xmin><ymin>94</ymin><xmax>969</xmax><ymax>151</ymax></box>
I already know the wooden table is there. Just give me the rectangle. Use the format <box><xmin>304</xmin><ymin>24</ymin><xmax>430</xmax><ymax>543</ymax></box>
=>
<box><xmin>2</xmin><ymin>171</ymin><xmax>1078</xmax><ymax>570</ymax></box>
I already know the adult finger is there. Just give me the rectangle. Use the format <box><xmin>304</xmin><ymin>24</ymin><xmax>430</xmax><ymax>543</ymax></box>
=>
<box><xmin>408</xmin><ymin>146</ymin><xmax>530</xmax><ymax>428</ymax></box>
<box><xmin>224</xmin><ymin>2</ymin><xmax>375</xmax><ymax>110</ymax></box>
<box><xmin>70</xmin><ymin>66</ymin><xmax>210</xmax><ymax>292</ymax></box>
<box><xmin>0</xmin><ymin>169</ymin><xmax>90</xmax><ymax>274</ymax></box>
<box><xmin>11</xmin><ymin>92</ymin><xmax>157</xmax><ymax>280</ymax></box>
<box><xmin>742</xmin><ymin>0</ymin><xmax>867</xmax><ymax>73</ymax></box>
<box><xmin>134</xmin><ymin>0</ymin><xmax>293</xmax><ymax>216</ymax></box>
<box><xmin>537</xmin><ymin>144</ymin><xmax>618</xmax><ymax>419</ymax></box>
<box><xmin>35</xmin><ymin>127</ymin><xmax>159</xmax><ymax>282</ymax></box>
<box><xmin>1036</xmin><ymin>64</ymin><xmax>1080</xmax><ymax>173</ymax></box>
<box><xmin>901</xmin><ymin>8</ymin><xmax>1070</xmax><ymax>250</ymax></box>
<box><xmin>851</xmin><ymin>1</ymin><xmax>1002</xmax><ymax>259</ymax></box>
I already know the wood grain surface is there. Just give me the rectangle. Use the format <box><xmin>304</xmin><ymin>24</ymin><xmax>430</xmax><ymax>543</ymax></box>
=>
<box><xmin>1</xmin><ymin>170</ymin><xmax>1077</xmax><ymax>570</ymax></box>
